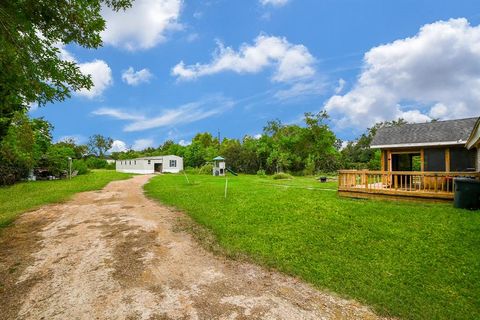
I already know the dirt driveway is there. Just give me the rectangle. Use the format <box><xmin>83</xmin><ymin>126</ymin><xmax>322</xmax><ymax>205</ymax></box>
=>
<box><xmin>0</xmin><ymin>175</ymin><xmax>386</xmax><ymax>320</ymax></box>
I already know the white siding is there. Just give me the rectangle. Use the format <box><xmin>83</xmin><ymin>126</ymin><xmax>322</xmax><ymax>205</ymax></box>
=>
<box><xmin>477</xmin><ymin>147</ymin><xmax>480</xmax><ymax>172</ymax></box>
<box><xmin>116</xmin><ymin>159</ymin><xmax>154</xmax><ymax>174</ymax></box>
<box><xmin>161</xmin><ymin>155</ymin><xmax>183</xmax><ymax>173</ymax></box>
<box><xmin>115</xmin><ymin>155</ymin><xmax>183</xmax><ymax>174</ymax></box>
<box><xmin>213</xmin><ymin>161</ymin><xmax>226</xmax><ymax>176</ymax></box>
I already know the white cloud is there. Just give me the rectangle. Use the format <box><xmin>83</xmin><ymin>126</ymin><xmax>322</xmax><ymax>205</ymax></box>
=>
<box><xmin>274</xmin><ymin>80</ymin><xmax>325</xmax><ymax>100</ymax></box>
<box><xmin>29</xmin><ymin>102</ymin><xmax>38</xmax><ymax>112</ymax></box>
<box><xmin>125</xmin><ymin>98</ymin><xmax>233</xmax><ymax>132</ymax></box>
<box><xmin>109</xmin><ymin>140</ymin><xmax>128</xmax><ymax>153</ymax></box>
<box><xmin>132</xmin><ymin>138</ymin><xmax>155</xmax><ymax>150</ymax></box>
<box><xmin>334</xmin><ymin>78</ymin><xmax>346</xmax><ymax>94</ymax></box>
<box><xmin>77</xmin><ymin>60</ymin><xmax>113</xmax><ymax>98</ymax></box>
<box><xmin>260</xmin><ymin>0</ymin><xmax>289</xmax><ymax>7</ymax></box>
<box><xmin>92</xmin><ymin>96</ymin><xmax>234</xmax><ymax>132</ymax></box>
<box><xmin>55</xmin><ymin>43</ymin><xmax>76</xmax><ymax>62</ymax></box>
<box><xmin>186</xmin><ymin>33</ymin><xmax>200</xmax><ymax>43</ymax></box>
<box><xmin>325</xmin><ymin>18</ymin><xmax>480</xmax><ymax>130</ymax></box>
<box><xmin>91</xmin><ymin>107</ymin><xmax>145</xmax><ymax>121</ymax></box>
<box><xmin>101</xmin><ymin>0</ymin><xmax>182</xmax><ymax>50</ymax></box>
<box><xmin>54</xmin><ymin>44</ymin><xmax>113</xmax><ymax>98</ymax></box>
<box><xmin>121</xmin><ymin>67</ymin><xmax>153</xmax><ymax>86</ymax></box>
<box><xmin>172</xmin><ymin>35</ymin><xmax>316</xmax><ymax>83</ymax></box>
<box><xmin>178</xmin><ymin>139</ymin><xmax>191</xmax><ymax>146</ymax></box>
<box><xmin>340</xmin><ymin>141</ymin><xmax>349</xmax><ymax>151</ymax></box>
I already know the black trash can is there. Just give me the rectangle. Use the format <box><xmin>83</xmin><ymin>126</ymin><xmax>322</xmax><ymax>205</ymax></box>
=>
<box><xmin>453</xmin><ymin>178</ymin><xmax>480</xmax><ymax>210</ymax></box>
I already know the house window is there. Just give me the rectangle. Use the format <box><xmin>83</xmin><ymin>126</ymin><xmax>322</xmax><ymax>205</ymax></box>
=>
<box><xmin>134</xmin><ymin>160</ymin><xmax>136</xmax><ymax>165</ymax></box>
<box><xmin>129</xmin><ymin>161</ymin><xmax>131</xmax><ymax>165</ymax></box>
<box><xmin>169</xmin><ymin>160</ymin><xmax>177</xmax><ymax>167</ymax></box>
<box><xmin>148</xmin><ymin>160</ymin><xmax>151</xmax><ymax>164</ymax></box>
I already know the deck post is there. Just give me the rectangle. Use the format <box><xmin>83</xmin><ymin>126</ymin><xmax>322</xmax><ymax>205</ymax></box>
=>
<box><xmin>364</xmin><ymin>171</ymin><xmax>369</xmax><ymax>190</ymax></box>
<box><xmin>445</xmin><ymin>148</ymin><xmax>450</xmax><ymax>172</ymax></box>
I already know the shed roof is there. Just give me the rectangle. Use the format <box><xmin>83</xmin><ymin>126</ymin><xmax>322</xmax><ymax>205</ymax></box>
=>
<box><xmin>371</xmin><ymin>117</ymin><xmax>479</xmax><ymax>148</ymax></box>
<box><xmin>213</xmin><ymin>156</ymin><xmax>225</xmax><ymax>161</ymax></box>
<box><xmin>137</xmin><ymin>155</ymin><xmax>181</xmax><ymax>160</ymax></box>
<box><xmin>118</xmin><ymin>155</ymin><xmax>181</xmax><ymax>161</ymax></box>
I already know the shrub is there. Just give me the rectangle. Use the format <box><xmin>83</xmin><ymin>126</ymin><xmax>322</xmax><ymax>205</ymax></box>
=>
<box><xmin>85</xmin><ymin>157</ymin><xmax>108</xmax><ymax>169</ymax></box>
<box><xmin>105</xmin><ymin>162</ymin><xmax>116</xmax><ymax>170</ymax></box>
<box><xmin>40</xmin><ymin>144</ymin><xmax>75</xmax><ymax>177</ymax></box>
<box><xmin>256</xmin><ymin>169</ymin><xmax>266</xmax><ymax>176</ymax></box>
<box><xmin>198</xmin><ymin>163</ymin><xmax>213</xmax><ymax>175</ymax></box>
<box><xmin>273</xmin><ymin>172</ymin><xmax>293</xmax><ymax>180</ymax></box>
<box><xmin>72</xmin><ymin>160</ymin><xmax>89</xmax><ymax>175</ymax></box>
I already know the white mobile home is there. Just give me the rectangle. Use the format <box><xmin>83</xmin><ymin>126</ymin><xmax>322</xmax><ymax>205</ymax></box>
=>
<box><xmin>116</xmin><ymin>155</ymin><xmax>183</xmax><ymax>174</ymax></box>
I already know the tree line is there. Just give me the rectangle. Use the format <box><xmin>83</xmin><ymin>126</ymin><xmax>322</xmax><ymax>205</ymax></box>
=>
<box><xmin>112</xmin><ymin>112</ymin><xmax>405</xmax><ymax>175</ymax></box>
<box><xmin>0</xmin><ymin>111</ymin><xmax>115</xmax><ymax>185</ymax></box>
<box><xmin>0</xmin><ymin>108</ymin><xmax>408</xmax><ymax>185</ymax></box>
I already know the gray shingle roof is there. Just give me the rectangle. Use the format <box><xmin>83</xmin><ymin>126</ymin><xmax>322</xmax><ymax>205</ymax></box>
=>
<box><xmin>371</xmin><ymin>117</ymin><xmax>479</xmax><ymax>147</ymax></box>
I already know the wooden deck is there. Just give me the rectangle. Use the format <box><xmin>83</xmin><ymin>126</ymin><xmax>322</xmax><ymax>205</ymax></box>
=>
<box><xmin>338</xmin><ymin>170</ymin><xmax>480</xmax><ymax>202</ymax></box>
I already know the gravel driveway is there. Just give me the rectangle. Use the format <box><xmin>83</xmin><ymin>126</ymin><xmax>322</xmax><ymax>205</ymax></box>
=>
<box><xmin>0</xmin><ymin>175</ymin><xmax>387</xmax><ymax>320</ymax></box>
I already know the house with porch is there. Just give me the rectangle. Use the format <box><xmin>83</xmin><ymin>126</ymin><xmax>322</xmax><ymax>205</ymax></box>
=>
<box><xmin>338</xmin><ymin>117</ymin><xmax>480</xmax><ymax>201</ymax></box>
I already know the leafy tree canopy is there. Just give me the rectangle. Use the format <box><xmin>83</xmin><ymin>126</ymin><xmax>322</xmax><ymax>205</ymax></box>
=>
<box><xmin>87</xmin><ymin>134</ymin><xmax>113</xmax><ymax>157</ymax></box>
<box><xmin>0</xmin><ymin>0</ymin><xmax>133</xmax><ymax>140</ymax></box>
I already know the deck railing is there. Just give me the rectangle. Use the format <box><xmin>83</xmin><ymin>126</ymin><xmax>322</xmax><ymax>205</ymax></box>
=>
<box><xmin>338</xmin><ymin>170</ymin><xmax>480</xmax><ymax>199</ymax></box>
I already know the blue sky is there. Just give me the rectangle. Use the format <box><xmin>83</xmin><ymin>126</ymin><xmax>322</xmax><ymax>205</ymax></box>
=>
<box><xmin>31</xmin><ymin>0</ymin><xmax>480</xmax><ymax>151</ymax></box>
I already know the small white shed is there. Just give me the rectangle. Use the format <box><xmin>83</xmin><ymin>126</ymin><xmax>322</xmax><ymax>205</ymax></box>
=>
<box><xmin>116</xmin><ymin>155</ymin><xmax>183</xmax><ymax>174</ymax></box>
<box><xmin>212</xmin><ymin>156</ymin><xmax>226</xmax><ymax>176</ymax></box>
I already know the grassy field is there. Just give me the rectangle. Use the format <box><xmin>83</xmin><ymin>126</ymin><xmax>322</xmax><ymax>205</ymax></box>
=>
<box><xmin>145</xmin><ymin>173</ymin><xmax>480</xmax><ymax>320</ymax></box>
<box><xmin>0</xmin><ymin>170</ymin><xmax>132</xmax><ymax>228</ymax></box>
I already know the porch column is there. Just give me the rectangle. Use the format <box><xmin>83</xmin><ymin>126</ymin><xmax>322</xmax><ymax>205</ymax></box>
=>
<box><xmin>420</xmin><ymin>148</ymin><xmax>425</xmax><ymax>172</ymax></box>
<box><xmin>445</xmin><ymin>148</ymin><xmax>450</xmax><ymax>172</ymax></box>
<box><xmin>380</xmin><ymin>150</ymin><xmax>385</xmax><ymax>171</ymax></box>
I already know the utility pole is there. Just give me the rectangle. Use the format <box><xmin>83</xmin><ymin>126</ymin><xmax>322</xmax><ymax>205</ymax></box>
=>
<box><xmin>67</xmin><ymin>157</ymin><xmax>72</xmax><ymax>179</ymax></box>
<box><xmin>217</xmin><ymin>129</ymin><xmax>221</xmax><ymax>144</ymax></box>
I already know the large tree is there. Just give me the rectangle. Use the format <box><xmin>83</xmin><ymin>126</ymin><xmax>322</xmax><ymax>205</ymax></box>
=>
<box><xmin>87</xmin><ymin>134</ymin><xmax>113</xmax><ymax>158</ymax></box>
<box><xmin>0</xmin><ymin>0</ymin><xmax>133</xmax><ymax>141</ymax></box>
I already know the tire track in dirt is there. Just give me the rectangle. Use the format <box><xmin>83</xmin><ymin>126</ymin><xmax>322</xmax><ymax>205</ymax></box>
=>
<box><xmin>0</xmin><ymin>175</ymin><xmax>390</xmax><ymax>320</ymax></box>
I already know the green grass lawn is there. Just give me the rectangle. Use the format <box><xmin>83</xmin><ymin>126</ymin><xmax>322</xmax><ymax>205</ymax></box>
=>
<box><xmin>0</xmin><ymin>170</ymin><xmax>132</xmax><ymax>228</ymax></box>
<box><xmin>145</xmin><ymin>173</ymin><xmax>480</xmax><ymax>320</ymax></box>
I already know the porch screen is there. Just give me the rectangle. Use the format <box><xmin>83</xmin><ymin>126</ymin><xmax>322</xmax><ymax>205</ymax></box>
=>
<box><xmin>450</xmin><ymin>147</ymin><xmax>476</xmax><ymax>171</ymax></box>
<box><xmin>424</xmin><ymin>148</ymin><xmax>445</xmax><ymax>172</ymax></box>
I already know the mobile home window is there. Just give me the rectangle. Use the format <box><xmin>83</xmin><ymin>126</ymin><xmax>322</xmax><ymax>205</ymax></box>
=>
<box><xmin>134</xmin><ymin>160</ymin><xmax>136</xmax><ymax>165</ymax></box>
<box><xmin>129</xmin><ymin>161</ymin><xmax>131</xmax><ymax>165</ymax></box>
<box><xmin>169</xmin><ymin>160</ymin><xmax>177</xmax><ymax>167</ymax></box>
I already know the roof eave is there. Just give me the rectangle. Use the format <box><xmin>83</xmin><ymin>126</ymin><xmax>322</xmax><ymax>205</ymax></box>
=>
<box><xmin>466</xmin><ymin>118</ymin><xmax>480</xmax><ymax>149</ymax></box>
<box><xmin>371</xmin><ymin>140</ymin><xmax>467</xmax><ymax>149</ymax></box>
